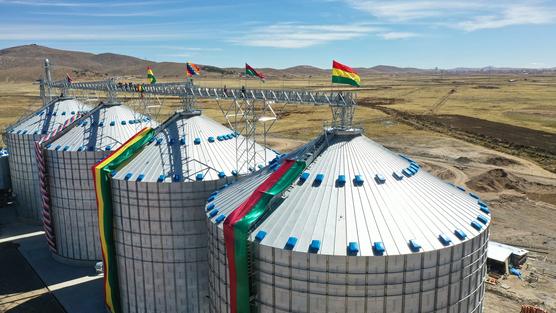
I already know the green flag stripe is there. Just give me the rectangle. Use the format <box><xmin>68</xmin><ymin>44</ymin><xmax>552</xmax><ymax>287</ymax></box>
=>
<box><xmin>332</xmin><ymin>75</ymin><xmax>360</xmax><ymax>87</ymax></box>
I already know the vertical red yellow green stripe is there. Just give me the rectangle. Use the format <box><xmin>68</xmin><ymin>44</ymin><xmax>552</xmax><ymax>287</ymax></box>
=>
<box><xmin>93</xmin><ymin>127</ymin><xmax>155</xmax><ymax>313</ymax></box>
<box><xmin>223</xmin><ymin>159</ymin><xmax>305</xmax><ymax>313</ymax></box>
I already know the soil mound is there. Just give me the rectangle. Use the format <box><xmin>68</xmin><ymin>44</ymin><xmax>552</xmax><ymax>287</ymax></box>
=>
<box><xmin>455</xmin><ymin>156</ymin><xmax>472</xmax><ymax>164</ymax></box>
<box><xmin>467</xmin><ymin>169</ymin><xmax>528</xmax><ymax>193</ymax></box>
<box><xmin>485</xmin><ymin>156</ymin><xmax>520</xmax><ymax>166</ymax></box>
<box><xmin>421</xmin><ymin>162</ymin><xmax>456</xmax><ymax>180</ymax></box>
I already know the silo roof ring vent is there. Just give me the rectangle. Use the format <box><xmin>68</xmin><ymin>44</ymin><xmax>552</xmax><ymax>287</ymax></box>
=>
<box><xmin>284</xmin><ymin>237</ymin><xmax>298</xmax><ymax>250</ymax></box>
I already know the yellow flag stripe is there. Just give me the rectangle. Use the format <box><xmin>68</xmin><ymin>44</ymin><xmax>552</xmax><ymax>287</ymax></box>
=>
<box><xmin>332</xmin><ymin>68</ymin><xmax>361</xmax><ymax>84</ymax></box>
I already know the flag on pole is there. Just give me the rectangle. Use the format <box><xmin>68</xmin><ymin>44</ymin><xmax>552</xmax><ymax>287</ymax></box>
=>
<box><xmin>186</xmin><ymin>62</ymin><xmax>201</xmax><ymax>77</ymax></box>
<box><xmin>331</xmin><ymin>60</ymin><xmax>360</xmax><ymax>87</ymax></box>
<box><xmin>245</xmin><ymin>63</ymin><xmax>265</xmax><ymax>81</ymax></box>
<box><xmin>66</xmin><ymin>73</ymin><xmax>73</xmax><ymax>84</ymax></box>
<box><xmin>147</xmin><ymin>67</ymin><xmax>157</xmax><ymax>84</ymax></box>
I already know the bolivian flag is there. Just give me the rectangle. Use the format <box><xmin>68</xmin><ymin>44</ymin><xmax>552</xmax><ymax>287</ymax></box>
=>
<box><xmin>147</xmin><ymin>66</ymin><xmax>156</xmax><ymax>84</ymax></box>
<box><xmin>332</xmin><ymin>60</ymin><xmax>360</xmax><ymax>87</ymax></box>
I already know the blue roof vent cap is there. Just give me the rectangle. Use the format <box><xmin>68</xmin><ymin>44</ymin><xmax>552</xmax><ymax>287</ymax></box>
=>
<box><xmin>121</xmin><ymin>121</ymin><xmax>126</xmax><ymax>125</ymax></box>
<box><xmin>478</xmin><ymin>200</ymin><xmax>487</xmax><ymax>207</ymax></box>
<box><xmin>215</xmin><ymin>214</ymin><xmax>226</xmax><ymax>224</ymax></box>
<box><xmin>137</xmin><ymin>174</ymin><xmax>145</xmax><ymax>182</ymax></box>
<box><xmin>392</xmin><ymin>171</ymin><xmax>404</xmax><ymax>181</ymax></box>
<box><xmin>196</xmin><ymin>173</ymin><xmax>204</xmax><ymax>181</ymax></box>
<box><xmin>206</xmin><ymin>203</ymin><xmax>215</xmax><ymax>211</ymax></box>
<box><xmin>110</xmin><ymin>170</ymin><xmax>118</xmax><ymax>177</ymax></box>
<box><xmin>375</xmin><ymin>174</ymin><xmax>386</xmax><ymax>184</ymax></box>
<box><xmin>314</xmin><ymin>173</ymin><xmax>324</xmax><ymax>185</ymax></box>
<box><xmin>255</xmin><ymin>230</ymin><xmax>267</xmax><ymax>242</ymax></box>
<box><xmin>373</xmin><ymin>242</ymin><xmax>385</xmax><ymax>255</ymax></box>
<box><xmin>299</xmin><ymin>172</ymin><xmax>310</xmax><ymax>183</ymax></box>
<box><xmin>110</xmin><ymin>121</ymin><xmax>115</xmax><ymax>126</ymax></box>
<box><xmin>471</xmin><ymin>220</ymin><xmax>483</xmax><ymax>231</ymax></box>
<box><xmin>55</xmin><ymin>145</ymin><xmax>62</xmax><ymax>151</ymax></box>
<box><xmin>99</xmin><ymin>122</ymin><xmax>104</xmax><ymax>127</ymax></box>
<box><xmin>337</xmin><ymin>175</ymin><xmax>346</xmax><ymax>187</ymax></box>
<box><xmin>439</xmin><ymin>234</ymin><xmax>452</xmax><ymax>246</ymax></box>
<box><xmin>169</xmin><ymin>138</ymin><xmax>176</xmax><ymax>145</ymax></box>
<box><xmin>172</xmin><ymin>174</ymin><xmax>181</xmax><ymax>182</ymax></box>
<box><xmin>207</xmin><ymin>195</ymin><xmax>216</xmax><ymax>202</ymax></box>
<box><xmin>354</xmin><ymin>175</ymin><xmax>364</xmax><ymax>186</ymax></box>
<box><xmin>208</xmin><ymin>136</ymin><xmax>215</xmax><ymax>143</ymax></box>
<box><xmin>71</xmin><ymin>111</ymin><xmax>75</xmax><ymax>114</ymax></box>
<box><xmin>179</xmin><ymin>138</ymin><xmax>186</xmax><ymax>145</ymax></box>
<box><xmin>217</xmin><ymin>136</ymin><xmax>223</xmax><ymax>141</ymax></box>
<box><xmin>157</xmin><ymin>175</ymin><xmax>165</xmax><ymax>182</ymax></box>
<box><xmin>156</xmin><ymin>138</ymin><xmax>163</xmax><ymax>145</ymax></box>
<box><xmin>124</xmin><ymin>173</ymin><xmax>133</xmax><ymax>181</ymax></box>
<box><xmin>63</xmin><ymin>145</ymin><xmax>70</xmax><ymax>151</ymax></box>
<box><xmin>208</xmin><ymin>209</ymin><xmax>219</xmax><ymax>218</ymax></box>
<box><xmin>409</xmin><ymin>239</ymin><xmax>421</xmax><ymax>252</ymax></box>
<box><xmin>347</xmin><ymin>242</ymin><xmax>359</xmax><ymax>255</ymax></box>
<box><xmin>457</xmin><ymin>185</ymin><xmax>466</xmax><ymax>192</ymax></box>
<box><xmin>232</xmin><ymin>170</ymin><xmax>238</xmax><ymax>176</ymax></box>
<box><xmin>194</xmin><ymin>138</ymin><xmax>201</xmax><ymax>145</ymax></box>
<box><xmin>480</xmin><ymin>206</ymin><xmax>490</xmax><ymax>214</ymax></box>
<box><xmin>309</xmin><ymin>240</ymin><xmax>321</xmax><ymax>253</ymax></box>
<box><xmin>469</xmin><ymin>192</ymin><xmax>480</xmax><ymax>200</ymax></box>
<box><xmin>284</xmin><ymin>237</ymin><xmax>298</xmax><ymax>250</ymax></box>
<box><xmin>454</xmin><ymin>229</ymin><xmax>467</xmax><ymax>240</ymax></box>
<box><xmin>105</xmin><ymin>146</ymin><xmax>111</xmax><ymax>151</ymax></box>
<box><xmin>218</xmin><ymin>171</ymin><xmax>226</xmax><ymax>178</ymax></box>
<box><xmin>61</xmin><ymin>111</ymin><xmax>66</xmax><ymax>115</ymax></box>
<box><xmin>477</xmin><ymin>214</ymin><xmax>489</xmax><ymax>224</ymax></box>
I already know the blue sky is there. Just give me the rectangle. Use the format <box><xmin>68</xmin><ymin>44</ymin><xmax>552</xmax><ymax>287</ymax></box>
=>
<box><xmin>0</xmin><ymin>0</ymin><xmax>555</xmax><ymax>68</ymax></box>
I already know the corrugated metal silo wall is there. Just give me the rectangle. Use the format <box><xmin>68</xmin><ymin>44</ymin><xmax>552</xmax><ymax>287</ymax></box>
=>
<box><xmin>112</xmin><ymin>177</ymin><xmax>234</xmax><ymax>313</ymax></box>
<box><xmin>5</xmin><ymin>133</ymin><xmax>43</xmax><ymax>222</ymax></box>
<box><xmin>46</xmin><ymin>149</ymin><xmax>107</xmax><ymax>261</ymax></box>
<box><xmin>208</xmin><ymin>225</ymin><xmax>489</xmax><ymax>313</ymax></box>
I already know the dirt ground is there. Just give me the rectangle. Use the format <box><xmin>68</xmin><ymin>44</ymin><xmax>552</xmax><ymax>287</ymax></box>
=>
<box><xmin>1</xmin><ymin>76</ymin><xmax>555</xmax><ymax>312</ymax></box>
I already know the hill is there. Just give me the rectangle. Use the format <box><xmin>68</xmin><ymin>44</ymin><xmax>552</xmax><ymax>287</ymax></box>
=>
<box><xmin>1</xmin><ymin>44</ymin><xmax>554</xmax><ymax>82</ymax></box>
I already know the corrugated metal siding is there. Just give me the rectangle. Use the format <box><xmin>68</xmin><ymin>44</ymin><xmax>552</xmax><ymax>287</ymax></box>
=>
<box><xmin>5</xmin><ymin>98</ymin><xmax>90</xmax><ymax>222</ymax></box>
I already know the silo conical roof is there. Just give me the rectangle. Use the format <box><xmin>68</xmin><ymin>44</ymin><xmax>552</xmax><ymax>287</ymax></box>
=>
<box><xmin>208</xmin><ymin>129</ymin><xmax>490</xmax><ymax>256</ymax></box>
<box><xmin>7</xmin><ymin>97</ymin><xmax>89</xmax><ymax>135</ymax></box>
<box><xmin>113</xmin><ymin>110</ymin><xmax>278</xmax><ymax>182</ymax></box>
<box><xmin>46</xmin><ymin>102</ymin><xmax>156</xmax><ymax>152</ymax></box>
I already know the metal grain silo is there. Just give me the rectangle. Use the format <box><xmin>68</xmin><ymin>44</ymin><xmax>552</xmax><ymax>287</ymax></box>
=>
<box><xmin>0</xmin><ymin>148</ymin><xmax>11</xmax><ymax>206</ymax></box>
<box><xmin>97</xmin><ymin>110</ymin><xmax>278</xmax><ymax>313</ymax></box>
<box><xmin>39</xmin><ymin>101</ymin><xmax>157</xmax><ymax>264</ymax></box>
<box><xmin>4</xmin><ymin>97</ymin><xmax>90</xmax><ymax>222</ymax></box>
<box><xmin>207</xmin><ymin>128</ymin><xmax>491</xmax><ymax>313</ymax></box>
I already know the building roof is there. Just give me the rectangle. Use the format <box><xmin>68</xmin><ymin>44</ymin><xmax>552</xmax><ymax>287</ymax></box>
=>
<box><xmin>46</xmin><ymin>102</ymin><xmax>157</xmax><ymax>152</ymax></box>
<box><xmin>7</xmin><ymin>97</ymin><xmax>90</xmax><ymax>135</ymax></box>
<box><xmin>208</xmin><ymin>129</ymin><xmax>492</xmax><ymax>256</ymax></box>
<box><xmin>487</xmin><ymin>241</ymin><xmax>528</xmax><ymax>263</ymax></box>
<box><xmin>113</xmin><ymin>110</ymin><xmax>278</xmax><ymax>183</ymax></box>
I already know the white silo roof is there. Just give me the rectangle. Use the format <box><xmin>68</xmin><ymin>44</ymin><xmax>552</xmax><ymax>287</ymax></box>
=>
<box><xmin>46</xmin><ymin>102</ymin><xmax>157</xmax><ymax>152</ymax></box>
<box><xmin>7</xmin><ymin>97</ymin><xmax>89</xmax><ymax>135</ymax></box>
<box><xmin>112</xmin><ymin>110</ymin><xmax>278</xmax><ymax>183</ymax></box>
<box><xmin>207</xmin><ymin>129</ymin><xmax>491</xmax><ymax>256</ymax></box>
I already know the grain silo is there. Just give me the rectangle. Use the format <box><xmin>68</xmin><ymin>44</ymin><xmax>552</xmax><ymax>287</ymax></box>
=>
<box><xmin>38</xmin><ymin>101</ymin><xmax>157</xmax><ymax>264</ymax></box>
<box><xmin>4</xmin><ymin>97</ymin><xmax>89</xmax><ymax>222</ymax></box>
<box><xmin>206</xmin><ymin>127</ymin><xmax>491</xmax><ymax>313</ymax></box>
<box><xmin>94</xmin><ymin>109</ymin><xmax>278</xmax><ymax>313</ymax></box>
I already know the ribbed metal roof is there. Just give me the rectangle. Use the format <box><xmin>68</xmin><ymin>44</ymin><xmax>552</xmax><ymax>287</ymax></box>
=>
<box><xmin>113</xmin><ymin>110</ymin><xmax>278</xmax><ymax>183</ymax></box>
<box><xmin>47</xmin><ymin>102</ymin><xmax>157</xmax><ymax>152</ymax></box>
<box><xmin>7</xmin><ymin>97</ymin><xmax>90</xmax><ymax>135</ymax></box>
<box><xmin>208</xmin><ymin>129</ymin><xmax>491</xmax><ymax>256</ymax></box>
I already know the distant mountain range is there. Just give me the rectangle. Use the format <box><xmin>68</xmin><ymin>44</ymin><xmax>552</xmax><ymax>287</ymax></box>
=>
<box><xmin>0</xmin><ymin>44</ymin><xmax>554</xmax><ymax>82</ymax></box>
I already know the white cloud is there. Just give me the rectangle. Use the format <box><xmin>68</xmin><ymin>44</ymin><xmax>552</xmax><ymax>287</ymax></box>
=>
<box><xmin>347</xmin><ymin>0</ymin><xmax>556</xmax><ymax>30</ymax></box>
<box><xmin>379</xmin><ymin>32</ymin><xmax>419</xmax><ymax>40</ymax></box>
<box><xmin>456</xmin><ymin>4</ymin><xmax>556</xmax><ymax>31</ymax></box>
<box><xmin>230</xmin><ymin>23</ymin><xmax>382</xmax><ymax>48</ymax></box>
